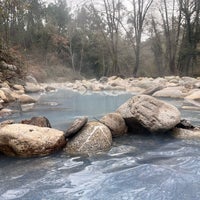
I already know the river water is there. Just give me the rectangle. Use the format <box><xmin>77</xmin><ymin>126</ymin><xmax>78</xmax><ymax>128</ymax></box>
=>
<box><xmin>1</xmin><ymin>89</ymin><xmax>200</xmax><ymax>200</ymax></box>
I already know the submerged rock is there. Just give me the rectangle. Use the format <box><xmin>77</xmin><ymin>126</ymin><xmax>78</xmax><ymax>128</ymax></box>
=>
<box><xmin>45</xmin><ymin>86</ymin><xmax>56</xmax><ymax>92</ymax></box>
<box><xmin>0</xmin><ymin>124</ymin><xmax>66</xmax><ymax>157</ymax></box>
<box><xmin>100</xmin><ymin>112</ymin><xmax>127</xmax><ymax>137</ymax></box>
<box><xmin>65</xmin><ymin>116</ymin><xmax>88</xmax><ymax>138</ymax></box>
<box><xmin>172</xmin><ymin>128</ymin><xmax>200</xmax><ymax>139</ymax></box>
<box><xmin>21</xmin><ymin>116</ymin><xmax>52</xmax><ymax>128</ymax></box>
<box><xmin>65</xmin><ymin>121</ymin><xmax>112</xmax><ymax>155</ymax></box>
<box><xmin>117</xmin><ymin>95</ymin><xmax>181</xmax><ymax>133</ymax></box>
<box><xmin>175</xmin><ymin>119</ymin><xmax>195</xmax><ymax>129</ymax></box>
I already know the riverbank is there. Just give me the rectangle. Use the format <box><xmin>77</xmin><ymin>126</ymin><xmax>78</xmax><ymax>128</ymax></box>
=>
<box><xmin>1</xmin><ymin>75</ymin><xmax>200</xmax><ymax>119</ymax></box>
<box><xmin>42</xmin><ymin>75</ymin><xmax>200</xmax><ymax>109</ymax></box>
<box><xmin>1</xmin><ymin>75</ymin><xmax>200</xmax><ymax>158</ymax></box>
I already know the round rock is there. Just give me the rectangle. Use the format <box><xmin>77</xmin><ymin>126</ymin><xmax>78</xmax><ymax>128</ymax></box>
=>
<box><xmin>100</xmin><ymin>112</ymin><xmax>127</xmax><ymax>137</ymax></box>
<box><xmin>65</xmin><ymin>121</ymin><xmax>112</xmax><ymax>155</ymax></box>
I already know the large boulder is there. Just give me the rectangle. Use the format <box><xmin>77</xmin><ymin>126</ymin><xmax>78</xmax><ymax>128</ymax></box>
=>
<box><xmin>65</xmin><ymin>121</ymin><xmax>112</xmax><ymax>155</ymax></box>
<box><xmin>116</xmin><ymin>95</ymin><xmax>181</xmax><ymax>133</ymax></box>
<box><xmin>0</xmin><ymin>124</ymin><xmax>66</xmax><ymax>157</ymax></box>
<box><xmin>100</xmin><ymin>112</ymin><xmax>127</xmax><ymax>137</ymax></box>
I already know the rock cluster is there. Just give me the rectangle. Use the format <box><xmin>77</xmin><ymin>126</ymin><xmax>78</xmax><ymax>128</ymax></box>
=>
<box><xmin>0</xmin><ymin>75</ymin><xmax>51</xmax><ymax>117</ymax></box>
<box><xmin>0</xmin><ymin>75</ymin><xmax>200</xmax><ymax>158</ymax></box>
<box><xmin>0</xmin><ymin>93</ymin><xmax>190</xmax><ymax>157</ymax></box>
<box><xmin>42</xmin><ymin>75</ymin><xmax>200</xmax><ymax>97</ymax></box>
<box><xmin>42</xmin><ymin>75</ymin><xmax>200</xmax><ymax>111</ymax></box>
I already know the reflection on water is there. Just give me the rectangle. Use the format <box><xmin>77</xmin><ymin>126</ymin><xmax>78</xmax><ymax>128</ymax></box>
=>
<box><xmin>1</xmin><ymin>89</ymin><xmax>200</xmax><ymax>200</ymax></box>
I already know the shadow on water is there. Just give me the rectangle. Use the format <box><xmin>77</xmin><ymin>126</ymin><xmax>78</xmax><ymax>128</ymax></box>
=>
<box><xmin>1</xmin><ymin>89</ymin><xmax>200</xmax><ymax>200</ymax></box>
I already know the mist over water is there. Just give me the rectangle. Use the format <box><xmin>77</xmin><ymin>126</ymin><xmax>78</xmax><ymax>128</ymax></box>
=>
<box><xmin>1</xmin><ymin>89</ymin><xmax>200</xmax><ymax>200</ymax></box>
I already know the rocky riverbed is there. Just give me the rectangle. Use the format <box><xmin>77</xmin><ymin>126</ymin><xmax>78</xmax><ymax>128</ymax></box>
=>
<box><xmin>1</xmin><ymin>75</ymin><xmax>200</xmax><ymax>158</ymax></box>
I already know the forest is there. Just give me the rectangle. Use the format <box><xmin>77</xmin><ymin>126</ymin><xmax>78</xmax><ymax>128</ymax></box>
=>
<box><xmin>0</xmin><ymin>0</ymin><xmax>200</xmax><ymax>80</ymax></box>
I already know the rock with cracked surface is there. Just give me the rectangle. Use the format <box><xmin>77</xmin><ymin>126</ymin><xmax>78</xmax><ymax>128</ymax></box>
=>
<box><xmin>0</xmin><ymin>124</ymin><xmax>66</xmax><ymax>157</ymax></box>
<box><xmin>64</xmin><ymin>121</ymin><xmax>112</xmax><ymax>155</ymax></box>
<box><xmin>116</xmin><ymin>95</ymin><xmax>181</xmax><ymax>133</ymax></box>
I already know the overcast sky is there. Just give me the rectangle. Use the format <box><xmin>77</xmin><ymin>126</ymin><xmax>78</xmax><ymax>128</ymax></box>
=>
<box><xmin>44</xmin><ymin>0</ymin><xmax>87</xmax><ymax>10</ymax></box>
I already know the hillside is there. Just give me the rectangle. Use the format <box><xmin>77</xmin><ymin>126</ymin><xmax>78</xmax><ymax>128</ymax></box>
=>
<box><xmin>0</xmin><ymin>47</ymin><xmax>83</xmax><ymax>84</ymax></box>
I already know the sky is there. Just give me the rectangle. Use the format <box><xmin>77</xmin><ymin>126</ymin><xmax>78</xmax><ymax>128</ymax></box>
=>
<box><xmin>44</xmin><ymin>0</ymin><xmax>86</xmax><ymax>11</ymax></box>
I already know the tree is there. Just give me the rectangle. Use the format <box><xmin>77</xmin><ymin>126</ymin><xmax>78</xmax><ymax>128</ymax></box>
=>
<box><xmin>127</xmin><ymin>0</ymin><xmax>153</xmax><ymax>76</ymax></box>
<box><xmin>178</xmin><ymin>0</ymin><xmax>200</xmax><ymax>75</ymax></box>
<box><xmin>89</xmin><ymin>0</ymin><xmax>124</xmax><ymax>75</ymax></box>
<box><xmin>150</xmin><ymin>0</ymin><xmax>182</xmax><ymax>75</ymax></box>
<box><xmin>150</xmin><ymin>16</ymin><xmax>165</xmax><ymax>76</ymax></box>
<box><xmin>0</xmin><ymin>0</ymin><xmax>27</xmax><ymax>47</ymax></box>
<box><xmin>45</xmin><ymin>0</ymin><xmax>70</xmax><ymax>34</ymax></box>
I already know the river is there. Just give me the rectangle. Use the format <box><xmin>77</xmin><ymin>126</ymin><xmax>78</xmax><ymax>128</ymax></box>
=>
<box><xmin>0</xmin><ymin>89</ymin><xmax>200</xmax><ymax>200</ymax></box>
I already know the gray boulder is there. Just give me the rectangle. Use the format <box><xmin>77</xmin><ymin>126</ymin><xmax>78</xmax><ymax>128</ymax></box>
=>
<box><xmin>0</xmin><ymin>124</ymin><xmax>66</xmax><ymax>157</ymax></box>
<box><xmin>100</xmin><ymin>112</ymin><xmax>127</xmax><ymax>137</ymax></box>
<box><xmin>116</xmin><ymin>95</ymin><xmax>181</xmax><ymax>133</ymax></box>
<box><xmin>65</xmin><ymin>121</ymin><xmax>112</xmax><ymax>155</ymax></box>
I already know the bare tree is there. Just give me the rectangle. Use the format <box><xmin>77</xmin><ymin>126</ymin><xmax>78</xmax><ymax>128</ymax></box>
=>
<box><xmin>178</xmin><ymin>0</ymin><xmax>200</xmax><ymax>75</ymax></box>
<box><xmin>159</xmin><ymin>0</ymin><xmax>182</xmax><ymax>75</ymax></box>
<box><xmin>89</xmin><ymin>0</ymin><xmax>124</xmax><ymax>75</ymax></box>
<box><xmin>150</xmin><ymin>16</ymin><xmax>165</xmax><ymax>76</ymax></box>
<box><xmin>128</xmin><ymin>0</ymin><xmax>153</xmax><ymax>76</ymax></box>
